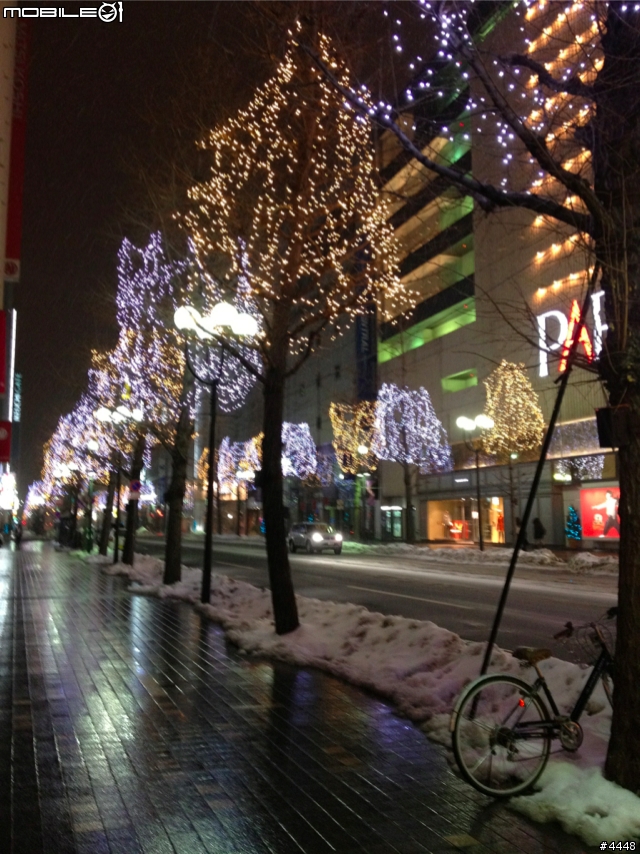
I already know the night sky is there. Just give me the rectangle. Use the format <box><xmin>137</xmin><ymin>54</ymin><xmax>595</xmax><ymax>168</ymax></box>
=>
<box><xmin>16</xmin><ymin>1</ymin><xmax>415</xmax><ymax>494</ymax></box>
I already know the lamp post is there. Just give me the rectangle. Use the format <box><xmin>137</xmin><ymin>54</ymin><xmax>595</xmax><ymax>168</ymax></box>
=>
<box><xmin>174</xmin><ymin>301</ymin><xmax>258</xmax><ymax>604</ymax></box>
<box><xmin>95</xmin><ymin>404</ymin><xmax>143</xmax><ymax>564</ymax></box>
<box><xmin>456</xmin><ymin>415</ymin><xmax>494</xmax><ymax>551</ymax></box>
<box><xmin>85</xmin><ymin>438</ymin><xmax>100</xmax><ymax>553</ymax></box>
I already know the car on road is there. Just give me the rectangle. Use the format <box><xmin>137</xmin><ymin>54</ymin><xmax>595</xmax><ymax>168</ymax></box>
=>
<box><xmin>288</xmin><ymin>522</ymin><xmax>343</xmax><ymax>555</ymax></box>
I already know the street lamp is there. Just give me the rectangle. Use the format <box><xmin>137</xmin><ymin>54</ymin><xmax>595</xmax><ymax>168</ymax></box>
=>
<box><xmin>84</xmin><ymin>438</ymin><xmax>100</xmax><ymax>553</ymax></box>
<box><xmin>95</xmin><ymin>404</ymin><xmax>143</xmax><ymax>563</ymax></box>
<box><xmin>174</xmin><ymin>300</ymin><xmax>258</xmax><ymax>604</ymax></box>
<box><xmin>456</xmin><ymin>414</ymin><xmax>495</xmax><ymax>551</ymax></box>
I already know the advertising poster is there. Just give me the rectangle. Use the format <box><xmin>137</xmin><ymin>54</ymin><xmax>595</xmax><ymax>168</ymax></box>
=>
<box><xmin>0</xmin><ymin>421</ymin><xmax>11</xmax><ymax>462</ymax></box>
<box><xmin>580</xmin><ymin>486</ymin><xmax>620</xmax><ymax>539</ymax></box>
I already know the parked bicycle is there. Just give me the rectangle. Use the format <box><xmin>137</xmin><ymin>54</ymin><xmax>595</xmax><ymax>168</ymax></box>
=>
<box><xmin>449</xmin><ymin>607</ymin><xmax>617</xmax><ymax>797</ymax></box>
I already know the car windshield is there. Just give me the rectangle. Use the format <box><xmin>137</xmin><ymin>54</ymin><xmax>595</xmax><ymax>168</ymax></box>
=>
<box><xmin>308</xmin><ymin>524</ymin><xmax>333</xmax><ymax>534</ymax></box>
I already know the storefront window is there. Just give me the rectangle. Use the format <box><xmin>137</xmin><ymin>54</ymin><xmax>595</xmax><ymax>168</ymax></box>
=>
<box><xmin>427</xmin><ymin>497</ymin><xmax>504</xmax><ymax>543</ymax></box>
<box><xmin>381</xmin><ymin>506</ymin><xmax>403</xmax><ymax>540</ymax></box>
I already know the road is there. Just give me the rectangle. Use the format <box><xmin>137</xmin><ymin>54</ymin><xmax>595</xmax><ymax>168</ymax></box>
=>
<box><xmin>137</xmin><ymin>535</ymin><xmax>618</xmax><ymax>661</ymax></box>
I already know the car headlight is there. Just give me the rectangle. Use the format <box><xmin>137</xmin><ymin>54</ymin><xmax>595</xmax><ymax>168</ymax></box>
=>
<box><xmin>334</xmin><ymin>533</ymin><xmax>343</xmax><ymax>542</ymax></box>
<box><xmin>311</xmin><ymin>532</ymin><xmax>323</xmax><ymax>543</ymax></box>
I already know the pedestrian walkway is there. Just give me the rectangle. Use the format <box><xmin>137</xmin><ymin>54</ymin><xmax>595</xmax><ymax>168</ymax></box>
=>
<box><xmin>2</xmin><ymin>543</ymin><xmax>593</xmax><ymax>854</ymax></box>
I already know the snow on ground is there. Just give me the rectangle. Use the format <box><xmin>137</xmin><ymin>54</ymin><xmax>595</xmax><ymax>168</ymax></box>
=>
<box><xmin>343</xmin><ymin>541</ymin><xmax>622</xmax><ymax>576</ymax></box>
<box><xmin>566</xmin><ymin>552</ymin><xmax>619</xmax><ymax>574</ymax></box>
<box><xmin>80</xmin><ymin>551</ymin><xmax>638</xmax><ymax>845</ymax></box>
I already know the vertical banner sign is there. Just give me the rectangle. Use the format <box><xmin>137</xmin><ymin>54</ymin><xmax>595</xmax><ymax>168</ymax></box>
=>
<box><xmin>4</xmin><ymin>20</ymin><xmax>29</xmax><ymax>283</ymax></box>
<box><xmin>0</xmin><ymin>312</ymin><xmax>5</xmax><ymax>394</ymax></box>
<box><xmin>0</xmin><ymin>421</ymin><xmax>11</xmax><ymax>462</ymax></box>
<box><xmin>355</xmin><ymin>303</ymin><xmax>377</xmax><ymax>402</ymax></box>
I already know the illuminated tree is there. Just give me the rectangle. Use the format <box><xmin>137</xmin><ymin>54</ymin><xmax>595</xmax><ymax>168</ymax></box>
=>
<box><xmin>183</xmin><ymin>31</ymin><xmax>406</xmax><ymax>633</ymax></box>
<box><xmin>482</xmin><ymin>361</ymin><xmax>545</xmax><ymax>460</ymax></box>
<box><xmin>481</xmin><ymin>360</ymin><xmax>545</xmax><ymax>542</ymax></box>
<box><xmin>308</xmin><ymin>2</ymin><xmax>640</xmax><ymax>788</ymax></box>
<box><xmin>329</xmin><ymin>400</ymin><xmax>377</xmax><ymax>475</ymax></box>
<box><xmin>373</xmin><ymin>383</ymin><xmax>453</xmax><ymax>543</ymax></box>
<box><xmin>111</xmin><ymin>232</ymin><xmax>197</xmax><ymax>583</ymax></box>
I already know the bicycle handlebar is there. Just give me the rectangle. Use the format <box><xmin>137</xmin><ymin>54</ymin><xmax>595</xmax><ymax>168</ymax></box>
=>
<box><xmin>554</xmin><ymin>621</ymin><xmax>574</xmax><ymax>640</ymax></box>
<box><xmin>553</xmin><ymin>607</ymin><xmax>617</xmax><ymax>641</ymax></box>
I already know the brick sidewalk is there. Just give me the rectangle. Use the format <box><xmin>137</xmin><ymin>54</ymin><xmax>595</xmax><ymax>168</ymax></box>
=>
<box><xmin>2</xmin><ymin>543</ymin><xmax>594</xmax><ymax>854</ymax></box>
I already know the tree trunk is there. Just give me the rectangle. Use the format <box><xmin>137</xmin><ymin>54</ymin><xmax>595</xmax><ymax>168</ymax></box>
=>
<box><xmin>403</xmin><ymin>463</ymin><xmax>416</xmax><ymax>544</ymax></box>
<box><xmin>122</xmin><ymin>433</ymin><xmax>146</xmax><ymax>566</ymax></box>
<box><xmin>604</xmin><ymin>404</ymin><xmax>640</xmax><ymax>792</ymax></box>
<box><xmin>99</xmin><ymin>471</ymin><xmax>116</xmax><ymax>556</ymax></box>
<box><xmin>262</xmin><ymin>329</ymin><xmax>299</xmax><ymax>635</ymax></box>
<box><xmin>162</xmin><ymin>372</ymin><xmax>195</xmax><ymax>585</ymax></box>
<box><xmin>593</xmin><ymin>7</ymin><xmax>640</xmax><ymax>791</ymax></box>
<box><xmin>163</xmin><ymin>448</ymin><xmax>188</xmax><ymax>585</ymax></box>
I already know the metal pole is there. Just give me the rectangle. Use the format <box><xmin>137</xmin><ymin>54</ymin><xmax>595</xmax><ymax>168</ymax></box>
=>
<box><xmin>113</xmin><ymin>457</ymin><xmax>121</xmax><ymax>564</ymax></box>
<box><xmin>475</xmin><ymin>446</ymin><xmax>484</xmax><ymax>552</ymax></box>
<box><xmin>86</xmin><ymin>479</ymin><xmax>94</xmax><ymax>553</ymax></box>
<box><xmin>201</xmin><ymin>379</ymin><xmax>217</xmax><ymax>604</ymax></box>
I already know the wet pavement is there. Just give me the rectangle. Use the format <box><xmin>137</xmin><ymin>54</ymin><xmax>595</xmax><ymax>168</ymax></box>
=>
<box><xmin>2</xmin><ymin>543</ymin><xmax>592</xmax><ymax>853</ymax></box>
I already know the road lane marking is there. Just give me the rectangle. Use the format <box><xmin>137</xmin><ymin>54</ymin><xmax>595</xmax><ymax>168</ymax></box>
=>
<box><xmin>347</xmin><ymin>585</ymin><xmax>478</xmax><ymax>610</ymax></box>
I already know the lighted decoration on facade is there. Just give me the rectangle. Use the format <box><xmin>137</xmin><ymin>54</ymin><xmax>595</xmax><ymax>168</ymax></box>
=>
<box><xmin>537</xmin><ymin>292</ymin><xmax>607</xmax><ymax>377</ymax></box>
<box><xmin>373</xmin><ymin>383</ymin><xmax>453</xmax><ymax>474</ymax></box>
<box><xmin>549</xmin><ymin>417</ymin><xmax>604</xmax><ymax>482</ymax></box>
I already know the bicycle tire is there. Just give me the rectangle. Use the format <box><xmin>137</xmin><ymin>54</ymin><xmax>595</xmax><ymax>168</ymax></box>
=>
<box><xmin>451</xmin><ymin>674</ymin><xmax>552</xmax><ymax>797</ymax></box>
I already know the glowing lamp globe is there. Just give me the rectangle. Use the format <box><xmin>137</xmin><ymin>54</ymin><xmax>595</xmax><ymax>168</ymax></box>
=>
<box><xmin>231</xmin><ymin>312</ymin><xmax>259</xmax><ymax>337</ymax></box>
<box><xmin>456</xmin><ymin>416</ymin><xmax>476</xmax><ymax>432</ymax></box>
<box><xmin>174</xmin><ymin>305</ymin><xmax>200</xmax><ymax>332</ymax></box>
<box><xmin>207</xmin><ymin>302</ymin><xmax>238</xmax><ymax>329</ymax></box>
<box><xmin>475</xmin><ymin>415</ymin><xmax>495</xmax><ymax>430</ymax></box>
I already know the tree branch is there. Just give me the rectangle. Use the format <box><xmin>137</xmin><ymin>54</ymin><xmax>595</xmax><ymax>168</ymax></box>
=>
<box><xmin>299</xmin><ymin>42</ymin><xmax>595</xmax><ymax>236</ymax></box>
<box><xmin>501</xmin><ymin>53</ymin><xmax>595</xmax><ymax>99</ymax></box>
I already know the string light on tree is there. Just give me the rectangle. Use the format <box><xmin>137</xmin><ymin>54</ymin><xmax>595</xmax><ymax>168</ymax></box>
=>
<box><xmin>329</xmin><ymin>400</ymin><xmax>377</xmax><ymax>474</ymax></box>
<box><xmin>482</xmin><ymin>361</ymin><xmax>545</xmax><ymax>459</ymax></box>
<box><xmin>372</xmin><ymin>383</ymin><xmax>453</xmax><ymax>473</ymax></box>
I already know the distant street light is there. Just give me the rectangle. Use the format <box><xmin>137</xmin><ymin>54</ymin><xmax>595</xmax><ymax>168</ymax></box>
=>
<box><xmin>174</xmin><ymin>300</ymin><xmax>257</xmax><ymax>604</ymax></box>
<box><xmin>456</xmin><ymin>414</ymin><xmax>495</xmax><ymax>552</ymax></box>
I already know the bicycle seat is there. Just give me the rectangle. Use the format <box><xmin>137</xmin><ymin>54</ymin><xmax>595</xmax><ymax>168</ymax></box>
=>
<box><xmin>513</xmin><ymin>647</ymin><xmax>552</xmax><ymax>665</ymax></box>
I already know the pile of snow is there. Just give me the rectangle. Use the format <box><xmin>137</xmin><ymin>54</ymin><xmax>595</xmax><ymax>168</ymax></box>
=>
<box><xmin>80</xmin><ymin>551</ymin><xmax>639</xmax><ymax>845</ymax></box>
<box><xmin>343</xmin><ymin>541</ymin><xmax>565</xmax><ymax>566</ymax></box>
<box><xmin>567</xmin><ymin>552</ymin><xmax>618</xmax><ymax>574</ymax></box>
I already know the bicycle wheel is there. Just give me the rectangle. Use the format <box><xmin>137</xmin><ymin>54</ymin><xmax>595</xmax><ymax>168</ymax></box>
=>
<box><xmin>451</xmin><ymin>674</ymin><xmax>552</xmax><ymax>797</ymax></box>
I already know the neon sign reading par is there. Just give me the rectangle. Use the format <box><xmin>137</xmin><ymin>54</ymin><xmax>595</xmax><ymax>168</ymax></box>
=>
<box><xmin>536</xmin><ymin>292</ymin><xmax>607</xmax><ymax>377</ymax></box>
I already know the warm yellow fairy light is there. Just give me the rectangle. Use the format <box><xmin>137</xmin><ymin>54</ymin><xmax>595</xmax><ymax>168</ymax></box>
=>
<box><xmin>482</xmin><ymin>361</ymin><xmax>545</xmax><ymax>460</ymax></box>
<box><xmin>329</xmin><ymin>400</ymin><xmax>378</xmax><ymax>474</ymax></box>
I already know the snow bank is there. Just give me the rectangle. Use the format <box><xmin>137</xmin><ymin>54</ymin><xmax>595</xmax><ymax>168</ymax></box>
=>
<box><xmin>83</xmin><ymin>552</ymin><xmax>637</xmax><ymax>845</ymax></box>
<box><xmin>567</xmin><ymin>552</ymin><xmax>619</xmax><ymax>574</ymax></box>
<box><xmin>511</xmin><ymin>765</ymin><xmax>640</xmax><ymax>846</ymax></box>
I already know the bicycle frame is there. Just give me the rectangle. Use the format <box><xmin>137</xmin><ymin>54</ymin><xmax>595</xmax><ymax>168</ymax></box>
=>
<box><xmin>517</xmin><ymin>642</ymin><xmax>613</xmax><ymax>734</ymax></box>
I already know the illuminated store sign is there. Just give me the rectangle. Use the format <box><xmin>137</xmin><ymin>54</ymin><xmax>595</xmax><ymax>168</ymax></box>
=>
<box><xmin>536</xmin><ymin>291</ymin><xmax>607</xmax><ymax>377</ymax></box>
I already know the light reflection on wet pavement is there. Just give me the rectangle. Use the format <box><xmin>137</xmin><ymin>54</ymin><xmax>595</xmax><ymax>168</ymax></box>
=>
<box><xmin>1</xmin><ymin>544</ymin><xmax>589</xmax><ymax>853</ymax></box>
